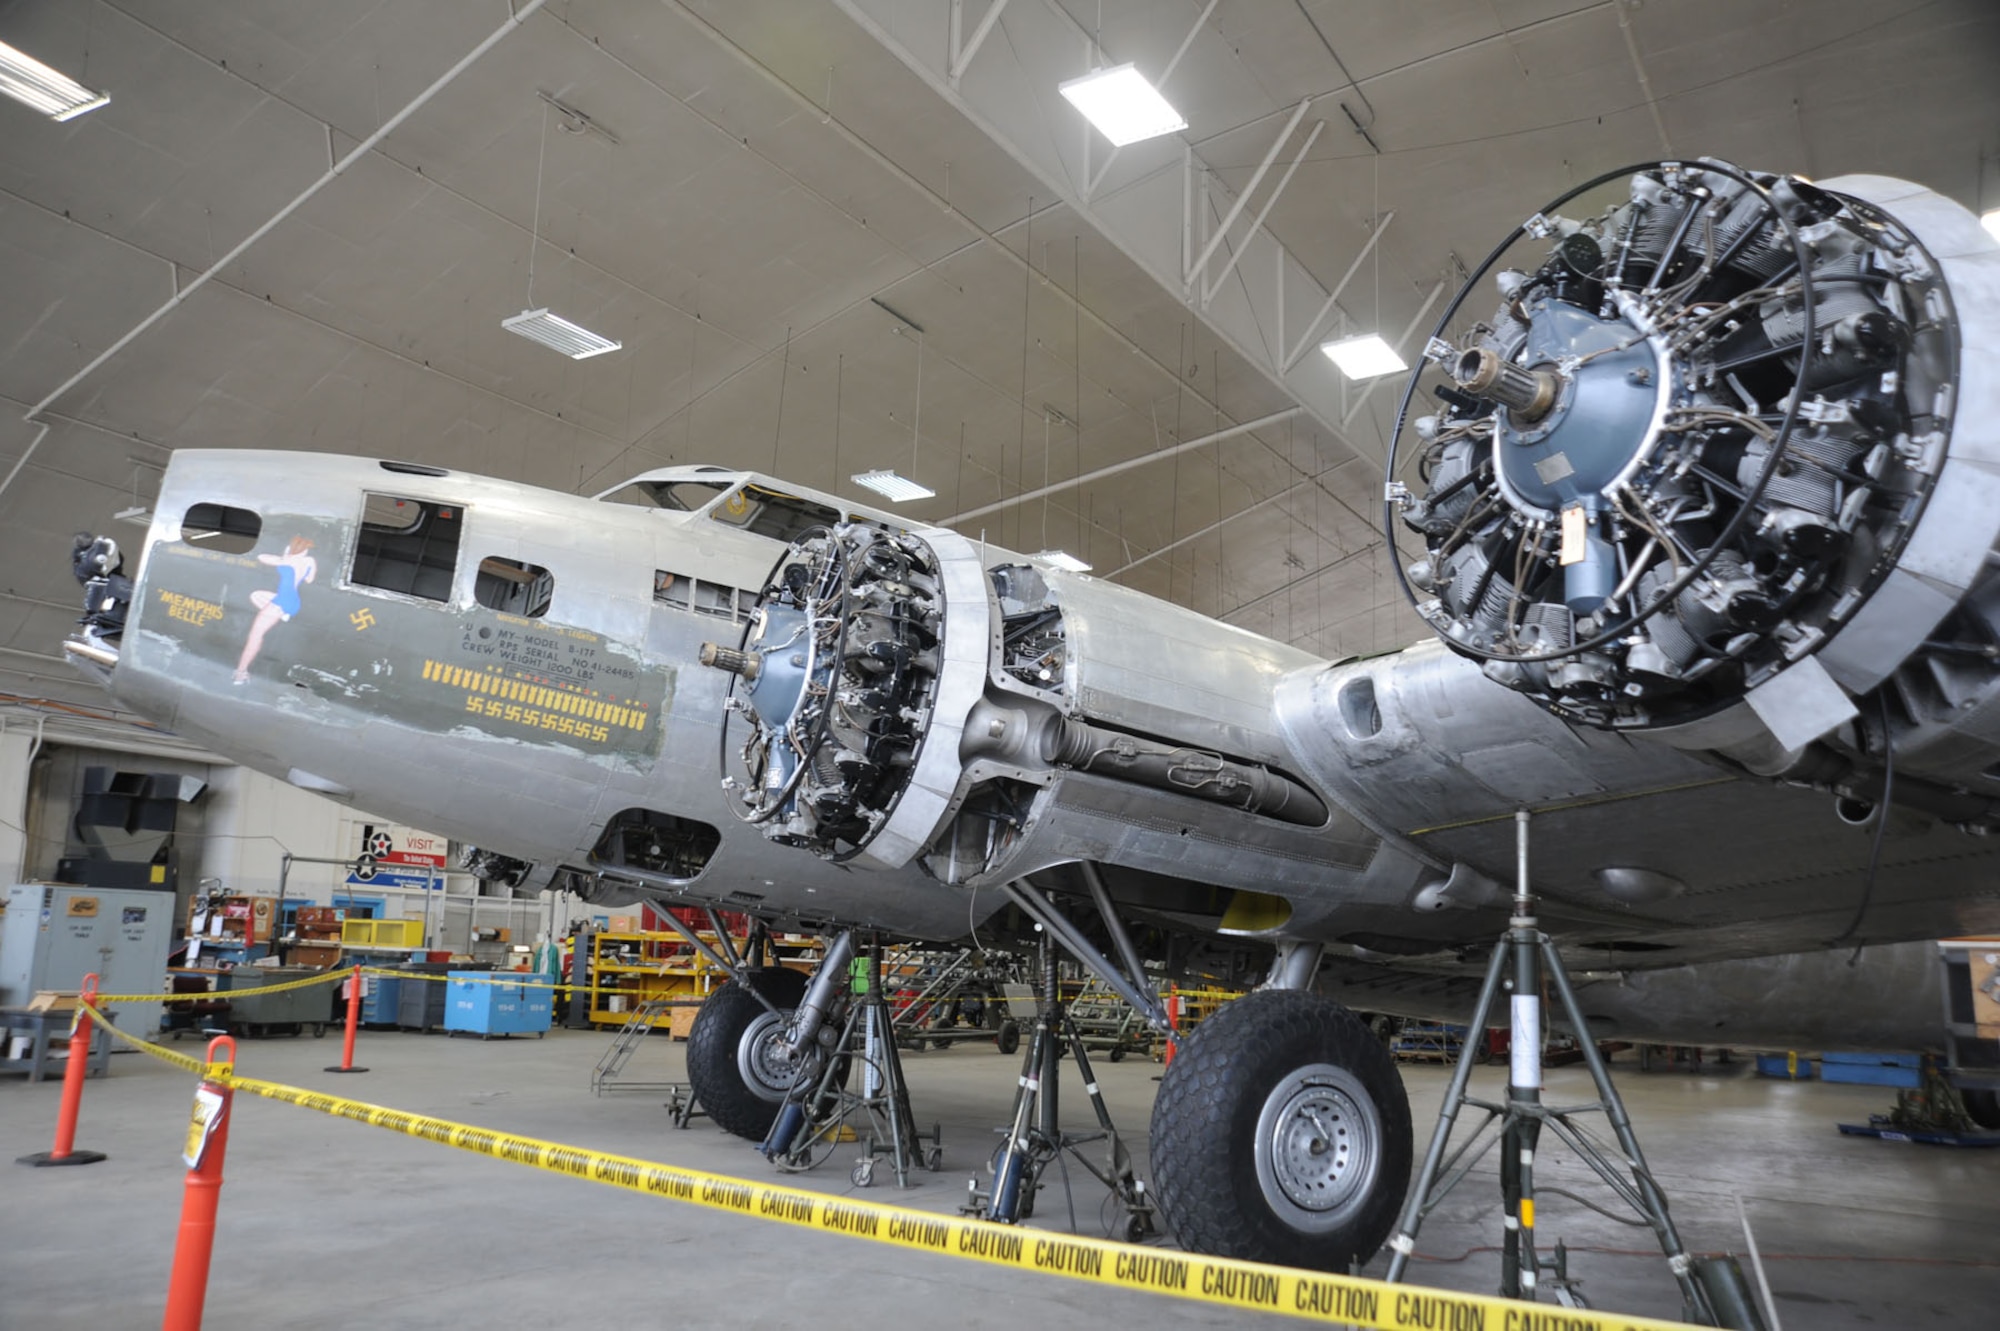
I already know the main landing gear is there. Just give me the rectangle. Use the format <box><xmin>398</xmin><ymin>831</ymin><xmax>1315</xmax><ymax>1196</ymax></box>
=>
<box><xmin>684</xmin><ymin>889</ymin><xmax>1420</xmax><ymax>1274</ymax></box>
<box><xmin>1001</xmin><ymin>872</ymin><xmax>1415</xmax><ymax>1271</ymax></box>
<box><xmin>1151</xmin><ymin>987</ymin><xmax>1413</xmax><ymax>1270</ymax></box>
<box><xmin>684</xmin><ymin>966</ymin><xmax>809</xmax><ymax>1140</ymax></box>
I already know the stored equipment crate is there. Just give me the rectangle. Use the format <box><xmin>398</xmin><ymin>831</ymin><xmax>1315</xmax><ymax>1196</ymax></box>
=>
<box><xmin>445</xmin><ymin>972</ymin><xmax>553</xmax><ymax>1037</ymax></box>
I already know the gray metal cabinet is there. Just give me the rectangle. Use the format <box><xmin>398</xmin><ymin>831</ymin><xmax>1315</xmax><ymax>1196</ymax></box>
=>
<box><xmin>1</xmin><ymin>884</ymin><xmax>175</xmax><ymax>1034</ymax></box>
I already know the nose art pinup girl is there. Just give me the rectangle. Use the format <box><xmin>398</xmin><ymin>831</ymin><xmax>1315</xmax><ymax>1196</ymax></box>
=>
<box><xmin>234</xmin><ymin>536</ymin><xmax>316</xmax><ymax>683</ymax></box>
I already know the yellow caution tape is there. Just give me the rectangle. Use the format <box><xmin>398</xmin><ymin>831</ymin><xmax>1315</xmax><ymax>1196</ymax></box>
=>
<box><xmin>358</xmin><ymin>967</ymin><xmax>587</xmax><ymax>995</ymax></box>
<box><xmin>214</xmin><ymin>1075</ymin><xmax>1701</xmax><ymax>1330</ymax></box>
<box><xmin>73</xmin><ymin>1000</ymin><xmax>1700</xmax><ymax>1330</ymax></box>
<box><xmin>89</xmin><ymin>968</ymin><xmax>349</xmax><ymax>1006</ymax></box>
<box><xmin>77</xmin><ymin>1001</ymin><xmax>209</xmax><ymax>1075</ymax></box>
<box><xmin>357</xmin><ymin>969</ymin><xmax>706</xmax><ymax>1007</ymax></box>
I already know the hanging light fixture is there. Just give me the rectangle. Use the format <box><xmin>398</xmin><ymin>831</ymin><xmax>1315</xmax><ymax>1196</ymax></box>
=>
<box><xmin>1059</xmin><ymin>64</ymin><xmax>1185</xmax><ymax>147</ymax></box>
<box><xmin>0</xmin><ymin>38</ymin><xmax>109</xmax><ymax>121</ymax></box>
<box><xmin>852</xmin><ymin>469</ymin><xmax>934</xmax><ymax>502</ymax></box>
<box><xmin>851</xmin><ymin>309</ymin><xmax>932</xmax><ymax>501</ymax></box>
<box><xmin>503</xmin><ymin>96</ymin><xmax>620</xmax><ymax>359</ymax></box>
<box><xmin>1321</xmin><ymin>177</ymin><xmax>1405</xmax><ymax>380</ymax></box>
<box><xmin>1320</xmin><ymin>332</ymin><xmax>1406</xmax><ymax>379</ymax></box>
<box><xmin>502</xmin><ymin>308</ymin><xmax>620</xmax><ymax>359</ymax></box>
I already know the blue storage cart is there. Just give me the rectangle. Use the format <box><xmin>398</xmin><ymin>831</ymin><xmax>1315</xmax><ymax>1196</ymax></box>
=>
<box><xmin>445</xmin><ymin>972</ymin><xmax>554</xmax><ymax>1038</ymax></box>
<box><xmin>1820</xmin><ymin>1052</ymin><xmax>1921</xmax><ymax>1088</ymax></box>
<box><xmin>362</xmin><ymin>974</ymin><xmax>403</xmax><ymax>1027</ymax></box>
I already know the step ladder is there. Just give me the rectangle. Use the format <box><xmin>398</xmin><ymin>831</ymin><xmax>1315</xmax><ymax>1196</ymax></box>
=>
<box><xmin>589</xmin><ymin>998</ymin><xmax>706</xmax><ymax>1126</ymax></box>
<box><xmin>591</xmin><ymin>998</ymin><xmax>673</xmax><ymax>1095</ymax></box>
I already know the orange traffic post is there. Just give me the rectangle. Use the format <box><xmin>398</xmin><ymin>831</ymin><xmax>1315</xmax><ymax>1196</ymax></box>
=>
<box><xmin>1162</xmin><ymin>985</ymin><xmax>1180</xmax><ymax>1070</ymax></box>
<box><xmin>162</xmin><ymin>1036</ymin><xmax>237</xmax><ymax>1331</ymax></box>
<box><xmin>17</xmin><ymin>971</ymin><xmax>108</xmax><ymax>1167</ymax></box>
<box><xmin>324</xmin><ymin>965</ymin><xmax>368</xmax><ymax>1074</ymax></box>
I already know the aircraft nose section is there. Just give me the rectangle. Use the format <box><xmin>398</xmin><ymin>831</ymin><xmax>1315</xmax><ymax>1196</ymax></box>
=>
<box><xmin>63</xmin><ymin>532</ymin><xmax>131</xmax><ymax>684</ymax></box>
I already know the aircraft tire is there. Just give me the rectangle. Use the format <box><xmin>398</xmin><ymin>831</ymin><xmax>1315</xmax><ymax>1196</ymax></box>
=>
<box><xmin>685</xmin><ymin>968</ymin><xmax>809</xmax><ymax>1141</ymax></box>
<box><xmin>1150</xmin><ymin>988</ymin><xmax>1411</xmax><ymax>1271</ymax></box>
<box><xmin>1964</xmin><ymin>1087</ymin><xmax>2000</xmax><ymax>1130</ymax></box>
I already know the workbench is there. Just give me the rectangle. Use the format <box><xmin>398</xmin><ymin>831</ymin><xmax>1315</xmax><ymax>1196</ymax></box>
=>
<box><xmin>1</xmin><ymin>1007</ymin><xmax>116</xmax><ymax>1082</ymax></box>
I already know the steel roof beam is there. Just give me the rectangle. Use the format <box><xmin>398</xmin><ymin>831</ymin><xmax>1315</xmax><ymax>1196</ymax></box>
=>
<box><xmin>832</xmin><ymin>0</ymin><xmax>1404</xmax><ymax>471</ymax></box>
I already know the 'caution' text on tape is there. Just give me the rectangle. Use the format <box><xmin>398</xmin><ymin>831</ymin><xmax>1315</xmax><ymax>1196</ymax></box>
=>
<box><xmin>77</xmin><ymin>1001</ymin><xmax>1699</xmax><ymax>1331</ymax></box>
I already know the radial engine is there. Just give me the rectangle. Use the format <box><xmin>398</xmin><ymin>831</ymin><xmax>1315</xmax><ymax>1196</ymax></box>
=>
<box><xmin>701</xmin><ymin>522</ymin><xmax>1334</xmax><ymax>885</ymax></box>
<box><xmin>1391</xmin><ymin>161</ymin><xmax>2000</xmax><ymax>768</ymax></box>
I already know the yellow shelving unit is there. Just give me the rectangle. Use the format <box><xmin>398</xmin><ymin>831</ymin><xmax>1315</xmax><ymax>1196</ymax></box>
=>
<box><xmin>583</xmin><ymin>930</ymin><xmax>825</xmax><ymax>1029</ymax></box>
<box><xmin>341</xmin><ymin>918</ymin><xmax>424</xmax><ymax>949</ymax></box>
<box><xmin>584</xmin><ymin>931</ymin><xmax>725</xmax><ymax>1028</ymax></box>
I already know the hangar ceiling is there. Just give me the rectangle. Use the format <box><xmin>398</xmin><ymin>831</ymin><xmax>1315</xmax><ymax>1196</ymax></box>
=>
<box><xmin>1</xmin><ymin>0</ymin><xmax>1996</xmax><ymax>730</ymax></box>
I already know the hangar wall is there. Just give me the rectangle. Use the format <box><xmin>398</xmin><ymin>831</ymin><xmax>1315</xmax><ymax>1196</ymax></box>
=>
<box><xmin>0</xmin><ymin>717</ymin><xmax>584</xmax><ymax>950</ymax></box>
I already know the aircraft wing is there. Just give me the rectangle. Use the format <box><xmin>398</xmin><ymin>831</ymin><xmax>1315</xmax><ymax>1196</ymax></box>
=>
<box><xmin>701</xmin><ymin>165</ymin><xmax>2000</xmax><ymax>978</ymax></box>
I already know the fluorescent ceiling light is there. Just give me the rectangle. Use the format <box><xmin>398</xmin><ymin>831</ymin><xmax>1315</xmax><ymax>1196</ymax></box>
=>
<box><xmin>852</xmin><ymin>469</ymin><xmax>934</xmax><ymax>502</ymax></box>
<box><xmin>502</xmin><ymin>308</ymin><xmax>621</xmax><ymax>359</ymax></box>
<box><xmin>0</xmin><ymin>39</ymin><xmax>109</xmax><ymax>121</ymax></box>
<box><xmin>1033</xmin><ymin>549</ymin><xmax>1092</xmax><ymax>573</ymax></box>
<box><xmin>1983</xmin><ymin>208</ymin><xmax>2000</xmax><ymax>244</ymax></box>
<box><xmin>1320</xmin><ymin>333</ymin><xmax>1407</xmax><ymax>380</ymax></box>
<box><xmin>1058</xmin><ymin>64</ymin><xmax>1185</xmax><ymax>147</ymax></box>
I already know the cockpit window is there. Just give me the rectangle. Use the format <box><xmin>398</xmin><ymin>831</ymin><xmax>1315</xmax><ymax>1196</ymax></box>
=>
<box><xmin>180</xmin><ymin>503</ymin><xmax>261</xmax><ymax>555</ymax></box>
<box><xmin>600</xmin><ymin>480</ymin><xmax>731</xmax><ymax>512</ymax></box>
<box><xmin>351</xmin><ymin>494</ymin><xmax>462</xmax><ymax>602</ymax></box>
<box><xmin>707</xmin><ymin>484</ymin><xmax>840</xmax><ymax>543</ymax></box>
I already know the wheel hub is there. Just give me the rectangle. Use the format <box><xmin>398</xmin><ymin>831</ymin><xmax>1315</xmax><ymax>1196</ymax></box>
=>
<box><xmin>1253</xmin><ymin>1063</ymin><xmax>1382</xmax><ymax>1228</ymax></box>
<box><xmin>737</xmin><ymin>1009</ymin><xmax>806</xmax><ymax>1102</ymax></box>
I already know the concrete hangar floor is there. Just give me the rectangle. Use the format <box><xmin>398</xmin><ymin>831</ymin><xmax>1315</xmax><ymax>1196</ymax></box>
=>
<box><xmin>3</xmin><ymin>1028</ymin><xmax>1992</xmax><ymax>1329</ymax></box>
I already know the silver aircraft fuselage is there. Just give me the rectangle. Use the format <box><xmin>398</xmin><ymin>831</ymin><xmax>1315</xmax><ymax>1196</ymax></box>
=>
<box><xmin>94</xmin><ymin>451</ymin><xmax>1000</xmax><ymax>939</ymax></box>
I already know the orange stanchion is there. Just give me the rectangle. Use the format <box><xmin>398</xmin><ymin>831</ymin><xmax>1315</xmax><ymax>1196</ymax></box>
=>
<box><xmin>324</xmin><ymin>965</ymin><xmax>368</xmax><ymax>1074</ymax></box>
<box><xmin>1162</xmin><ymin>985</ymin><xmax>1180</xmax><ymax>1070</ymax></box>
<box><xmin>17</xmin><ymin>971</ymin><xmax>109</xmax><ymax>1168</ymax></box>
<box><xmin>162</xmin><ymin>1036</ymin><xmax>236</xmax><ymax>1331</ymax></box>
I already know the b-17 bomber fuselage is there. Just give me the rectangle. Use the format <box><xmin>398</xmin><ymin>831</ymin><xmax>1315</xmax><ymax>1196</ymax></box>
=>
<box><xmin>61</xmin><ymin>163</ymin><xmax>2000</xmax><ymax>1275</ymax></box>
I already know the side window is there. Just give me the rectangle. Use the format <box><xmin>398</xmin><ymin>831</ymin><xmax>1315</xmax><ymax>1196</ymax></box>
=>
<box><xmin>181</xmin><ymin>503</ymin><xmax>261</xmax><ymax>555</ymax></box>
<box><xmin>653</xmin><ymin>570</ymin><xmax>690</xmax><ymax>610</ymax></box>
<box><xmin>654</xmin><ymin>570</ymin><xmax>740</xmax><ymax>621</ymax></box>
<box><xmin>474</xmin><ymin>557</ymin><xmax>553</xmax><ymax>618</ymax></box>
<box><xmin>351</xmin><ymin>494</ymin><xmax>462</xmax><ymax>602</ymax></box>
<box><xmin>707</xmin><ymin>484</ymin><xmax>840</xmax><ymax>543</ymax></box>
<box><xmin>692</xmin><ymin>581</ymin><xmax>736</xmax><ymax>619</ymax></box>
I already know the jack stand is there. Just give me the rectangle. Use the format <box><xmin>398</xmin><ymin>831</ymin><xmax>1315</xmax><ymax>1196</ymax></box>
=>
<box><xmin>763</xmin><ymin>934</ymin><xmax>941</xmax><ymax>1187</ymax></box>
<box><xmin>1385</xmin><ymin>811</ymin><xmax>1738</xmax><ymax>1327</ymax></box>
<box><xmin>666</xmin><ymin>1084</ymin><xmax>705</xmax><ymax>1129</ymax></box>
<box><xmin>964</xmin><ymin>937</ymin><xmax>1156</xmax><ymax>1242</ymax></box>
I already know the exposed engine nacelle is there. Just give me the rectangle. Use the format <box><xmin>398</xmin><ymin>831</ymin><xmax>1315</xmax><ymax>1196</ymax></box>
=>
<box><xmin>1394</xmin><ymin>161</ymin><xmax>1999</xmax><ymax>760</ymax></box>
<box><xmin>705</xmin><ymin>523</ymin><xmax>1333</xmax><ymax>883</ymax></box>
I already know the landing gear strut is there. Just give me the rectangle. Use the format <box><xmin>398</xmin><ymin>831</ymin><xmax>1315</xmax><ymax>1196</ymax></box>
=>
<box><xmin>761</xmin><ymin>933</ymin><xmax>943</xmax><ymax>1187</ymax></box>
<box><xmin>964</xmin><ymin>935</ymin><xmax>1155</xmax><ymax>1240</ymax></box>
